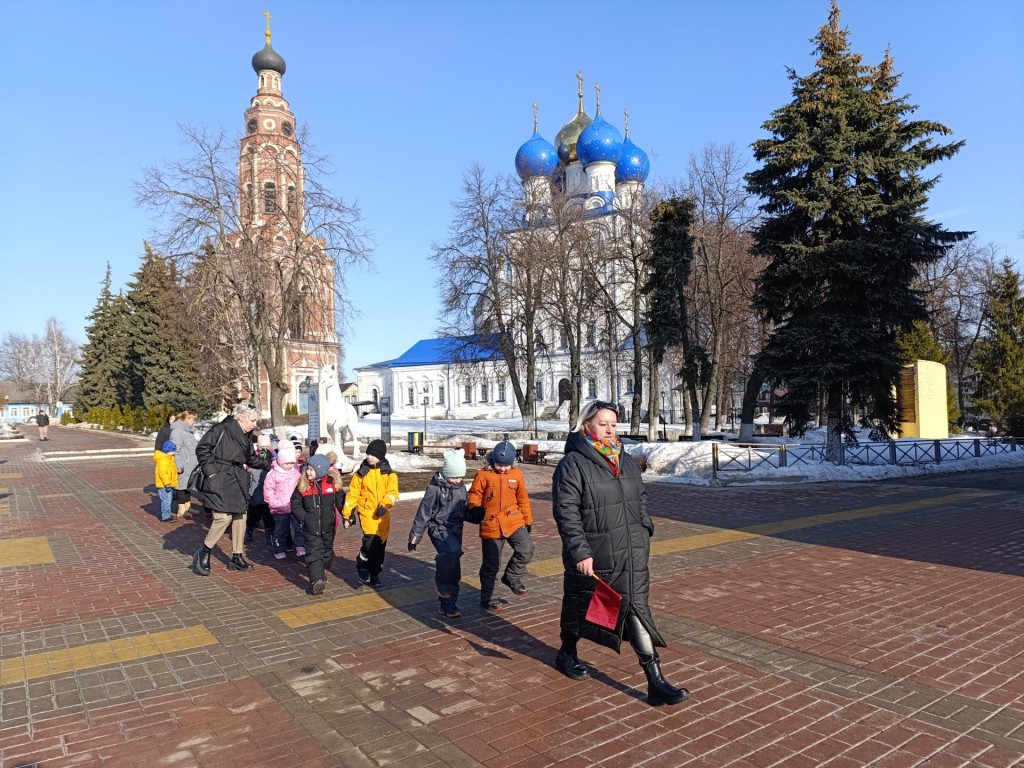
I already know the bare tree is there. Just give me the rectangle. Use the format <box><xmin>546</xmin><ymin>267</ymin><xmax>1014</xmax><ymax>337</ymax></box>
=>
<box><xmin>135</xmin><ymin>123</ymin><xmax>371</xmax><ymax>427</ymax></box>
<box><xmin>672</xmin><ymin>143</ymin><xmax>762</xmax><ymax>437</ymax></box>
<box><xmin>0</xmin><ymin>318</ymin><xmax>79</xmax><ymax>410</ymax></box>
<box><xmin>430</xmin><ymin>165</ymin><xmax>546</xmax><ymax>428</ymax></box>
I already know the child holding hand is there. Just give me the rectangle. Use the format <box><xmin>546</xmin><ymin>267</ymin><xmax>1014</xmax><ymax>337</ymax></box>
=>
<box><xmin>409</xmin><ymin>449</ymin><xmax>468</xmax><ymax>618</ymax></box>
<box><xmin>343</xmin><ymin>440</ymin><xmax>398</xmax><ymax>588</ymax></box>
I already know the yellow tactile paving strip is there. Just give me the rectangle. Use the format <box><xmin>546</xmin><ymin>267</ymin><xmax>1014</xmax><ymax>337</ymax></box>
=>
<box><xmin>0</xmin><ymin>625</ymin><xmax>218</xmax><ymax>685</ymax></box>
<box><xmin>0</xmin><ymin>536</ymin><xmax>56</xmax><ymax>567</ymax></box>
<box><xmin>0</xmin><ymin>501</ymin><xmax>9</xmax><ymax>516</ymax></box>
<box><xmin>277</xmin><ymin>586</ymin><xmax>431</xmax><ymax>628</ymax></box>
<box><xmin>0</xmin><ymin>473</ymin><xmax>22</xmax><ymax>479</ymax></box>
<box><xmin>280</xmin><ymin>489</ymin><xmax>995</xmax><ymax>628</ymax></box>
<box><xmin>36</xmin><ymin>493</ymin><xmax>75</xmax><ymax>499</ymax></box>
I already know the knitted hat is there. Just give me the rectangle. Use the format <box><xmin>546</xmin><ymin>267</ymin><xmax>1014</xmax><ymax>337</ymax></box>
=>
<box><xmin>491</xmin><ymin>441</ymin><xmax>516</xmax><ymax>467</ymax></box>
<box><xmin>441</xmin><ymin>448</ymin><xmax>467</xmax><ymax>478</ymax></box>
<box><xmin>162</xmin><ymin>440</ymin><xmax>177</xmax><ymax>453</ymax></box>
<box><xmin>366</xmin><ymin>439</ymin><xmax>388</xmax><ymax>461</ymax></box>
<box><xmin>256</xmin><ymin>433</ymin><xmax>271</xmax><ymax>448</ymax></box>
<box><xmin>308</xmin><ymin>454</ymin><xmax>331</xmax><ymax>479</ymax></box>
<box><xmin>276</xmin><ymin>441</ymin><xmax>297</xmax><ymax>464</ymax></box>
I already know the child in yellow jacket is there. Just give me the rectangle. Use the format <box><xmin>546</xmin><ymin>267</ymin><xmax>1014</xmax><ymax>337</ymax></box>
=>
<box><xmin>342</xmin><ymin>440</ymin><xmax>399</xmax><ymax>588</ymax></box>
<box><xmin>467</xmin><ymin>441</ymin><xmax>534</xmax><ymax>611</ymax></box>
<box><xmin>154</xmin><ymin>440</ymin><xmax>179</xmax><ymax>523</ymax></box>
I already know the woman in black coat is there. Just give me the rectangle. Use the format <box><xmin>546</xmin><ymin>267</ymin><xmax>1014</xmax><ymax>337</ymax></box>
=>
<box><xmin>551</xmin><ymin>401</ymin><xmax>689</xmax><ymax>706</ymax></box>
<box><xmin>191</xmin><ymin>403</ymin><xmax>272</xmax><ymax>576</ymax></box>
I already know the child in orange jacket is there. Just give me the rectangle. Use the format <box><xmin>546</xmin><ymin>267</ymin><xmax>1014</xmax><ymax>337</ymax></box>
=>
<box><xmin>467</xmin><ymin>441</ymin><xmax>534</xmax><ymax>611</ymax></box>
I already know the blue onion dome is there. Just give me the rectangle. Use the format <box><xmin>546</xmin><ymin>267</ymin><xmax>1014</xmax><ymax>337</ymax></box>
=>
<box><xmin>577</xmin><ymin>114</ymin><xmax>623</xmax><ymax>166</ymax></box>
<box><xmin>515</xmin><ymin>132</ymin><xmax>559</xmax><ymax>179</ymax></box>
<box><xmin>616</xmin><ymin>137</ymin><xmax>650</xmax><ymax>183</ymax></box>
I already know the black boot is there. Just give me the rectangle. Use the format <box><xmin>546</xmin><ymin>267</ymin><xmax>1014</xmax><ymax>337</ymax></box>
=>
<box><xmin>228</xmin><ymin>553</ymin><xmax>254</xmax><ymax>572</ymax></box>
<box><xmin>192</xmin><ymin>546</ymin><xmax>211</xmax><ymax>576</ymax></box>
<box><xmin>639</xmin><ymin>653</ymin><xmax>689</xmax><ymax>706</ymax></box>
<box><xmin>555</xmin><ymin>649</ymin><xmax>590</xmax><ymax>681</ymax></box>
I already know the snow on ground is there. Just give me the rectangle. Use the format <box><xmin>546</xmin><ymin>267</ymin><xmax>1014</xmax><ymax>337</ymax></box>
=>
<box><xmin>268</xmin><ymin>416</ymin><xmax>1024</xmax><ymax>486</ymax></box>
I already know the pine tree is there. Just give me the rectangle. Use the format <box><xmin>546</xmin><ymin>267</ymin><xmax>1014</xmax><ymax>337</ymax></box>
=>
<box><xmin>746</xmin><ymin>1</ymin><xmax>968</xmax><ymax>438</ymax></box>
<box><xmin>973</xmin><ymin>259</ymin><xmax>1024</xmax><ymax>421</ymax></box>
<box><xmin>76</xmin><ymin>264</ymin><xmax>133</xmax><ymax>411</ymax></box>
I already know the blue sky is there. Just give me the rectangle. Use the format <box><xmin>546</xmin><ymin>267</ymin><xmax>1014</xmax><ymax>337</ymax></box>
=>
<box><xmin>3</xmin><ymin>1</ymin><xmax>1021</xmax><ymax>381</ymax></box>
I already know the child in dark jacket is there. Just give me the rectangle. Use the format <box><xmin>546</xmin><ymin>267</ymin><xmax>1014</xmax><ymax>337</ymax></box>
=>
<box><xmin>291</xmin><ymin>455</ymin><xmax>343</xmax><ymax>595</ymax></box>
<box><xmin>408</xmin><ymin>449</ymin><xmax>468</xmax><ymax>618</ymax></box>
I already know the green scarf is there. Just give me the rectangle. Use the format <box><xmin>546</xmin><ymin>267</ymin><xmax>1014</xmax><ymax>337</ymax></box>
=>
<box><xmin>584</xmin><ymin>429</ymin><xmax>622</xmax><ymax>476</ymax></box>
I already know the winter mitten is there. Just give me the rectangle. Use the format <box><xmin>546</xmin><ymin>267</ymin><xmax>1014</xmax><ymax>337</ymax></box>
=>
<box><xmin>466</xmin><ymin>506</ymin><xmax>485</xmax><ymax>524</ymax></box>
<box><xmin>408</xmin><ymin>533</ymin><xmax>420</xmax><ymax>552</ymax></box>
<box><xmin>375</xmin><ymin>505</ymin><xmax>388</xmax><ymax>518</ymax></box>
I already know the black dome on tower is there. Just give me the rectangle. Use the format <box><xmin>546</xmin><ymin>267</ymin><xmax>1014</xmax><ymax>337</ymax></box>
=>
<box><xmin>252</xmin><ymin>42</ymin><xmax>286</xmax><ymax>75</ymax></box>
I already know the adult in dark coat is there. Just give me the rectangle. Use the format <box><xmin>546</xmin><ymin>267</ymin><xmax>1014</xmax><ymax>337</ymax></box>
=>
<box><xmin>154</xmin><ymin>413</ymin><xmax>175</xmax><ymax>452</ymax></box>
<box><xmin>551</xmin><ymin>400</ymin><xmax>690</xmax><ymax>706</ymax></box>
<box><xmin>191</xmin><ymin>403</ymin><xmax>271</xmax><ymax>576</ymax></box>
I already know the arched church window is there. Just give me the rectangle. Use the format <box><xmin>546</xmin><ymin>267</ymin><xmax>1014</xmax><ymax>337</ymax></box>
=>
<box><xmin>263</xmin><ymin>182</ymin><xmax>277</xmax><ymax>213</ymax></box>
<box><xmin>282</xmin><ymin>122</ymin><xmax>293</xmax><ymax>137</ymax></box>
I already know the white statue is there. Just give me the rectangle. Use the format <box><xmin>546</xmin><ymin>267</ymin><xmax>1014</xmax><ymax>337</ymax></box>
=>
<box><xmin>319</xmin><ymin>363</ymin><xmax>360</xmax><ymax>459</ymax></box>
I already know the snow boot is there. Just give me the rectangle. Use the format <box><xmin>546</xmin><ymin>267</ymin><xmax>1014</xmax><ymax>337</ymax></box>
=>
<box><xmin>228</xmin><ymin>553</ymin><xmax>254</xmax><ymax>572</ymax></box>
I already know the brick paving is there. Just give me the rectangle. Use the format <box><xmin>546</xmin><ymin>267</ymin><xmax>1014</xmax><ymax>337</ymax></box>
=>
<box><xmin>1</xmin><ymin>425</ymin><xmax>1023</xmax><ymax>767</ymax></box>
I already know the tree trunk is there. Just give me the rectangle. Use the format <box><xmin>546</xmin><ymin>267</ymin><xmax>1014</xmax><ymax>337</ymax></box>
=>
<box><xmin>648</xmin><ymin>363</ymin><xmax>661</xmax><ymax>441</ymax></box>
<box><xmin>738</xmin><ymin>360</ymin><xmax>767</xmax><ymax>442</ymax></box>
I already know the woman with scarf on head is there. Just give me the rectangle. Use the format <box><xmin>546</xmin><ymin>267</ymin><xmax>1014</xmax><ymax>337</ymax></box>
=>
<box><xmin>551</xmin><ymin>400</ymin><xmax>690</xmax><ymax>707</ymax></box>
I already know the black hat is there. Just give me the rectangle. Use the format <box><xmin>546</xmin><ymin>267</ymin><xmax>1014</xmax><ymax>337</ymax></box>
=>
<box><xmin>366</xmin><ymin>439</ymin><xmax>388</xmax><ymax>461</ymax></box>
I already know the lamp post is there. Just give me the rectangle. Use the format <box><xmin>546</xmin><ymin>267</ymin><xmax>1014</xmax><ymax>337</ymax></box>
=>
<box><xmin>422</xmin><ymin>384</ymin><xmax>429</xmax><ymax>444</ymax></box>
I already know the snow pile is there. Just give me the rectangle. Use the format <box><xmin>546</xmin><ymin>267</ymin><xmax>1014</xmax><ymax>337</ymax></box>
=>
<box><xmin>268</xmin><ymin>417</ymin><xmax>1023</xmax><ymax>486</ymax></box>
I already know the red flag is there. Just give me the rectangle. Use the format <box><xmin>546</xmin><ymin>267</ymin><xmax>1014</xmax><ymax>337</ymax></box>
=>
<box><xmin>585</xmin><ymin>576</ymin><xmax>621</xmax><ymax>630</ymax></box>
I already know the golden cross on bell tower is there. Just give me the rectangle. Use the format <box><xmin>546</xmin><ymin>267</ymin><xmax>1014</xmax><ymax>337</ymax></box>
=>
<box><xmin>594</xmin><ymin>83</ymin><xmax>602</xmax><ymax>115</ymax></box>
<box><xmin>264</xmin><ymin>10</ymin><xmax>273</xmax><ymax>44</ymax></box>
<box><xmin>532</xmin><ymin>101</ymin><xmax>539</xmax><ymax>132</ymax></box>
<box><xmin>576</xmin><ymin>70</ymin><xmax>585</xmax><ymax>114</ymax></box>
<box><xmin>624</xmin><ymin>109</ymin><xmax>630</xmax><ymax>138</ymax></box>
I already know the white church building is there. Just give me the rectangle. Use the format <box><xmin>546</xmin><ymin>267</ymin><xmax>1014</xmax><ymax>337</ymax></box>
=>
<box><xmin>355</xmin><ymin>77</ymin><xmax>686</xmax><ymax>424</ymax></box>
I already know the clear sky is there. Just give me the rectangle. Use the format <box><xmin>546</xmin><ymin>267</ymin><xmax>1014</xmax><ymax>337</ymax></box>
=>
<box><xmin>3</xmin><ymin>1</ymin><xmax>1021</xmax><ymax>381</ymax></box>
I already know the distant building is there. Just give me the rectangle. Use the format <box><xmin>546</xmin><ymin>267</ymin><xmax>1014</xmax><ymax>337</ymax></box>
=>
<box><xmin>1</xmin><ymin>387</ymin><xmax>74</xmax><ymax>424</ymax></box>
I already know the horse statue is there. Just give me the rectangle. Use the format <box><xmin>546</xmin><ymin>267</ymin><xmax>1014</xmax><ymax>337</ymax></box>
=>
<box><xmin>319</xmin><ymin>363</ymin><xmax>360</xmax><ymax>459</ymax></box>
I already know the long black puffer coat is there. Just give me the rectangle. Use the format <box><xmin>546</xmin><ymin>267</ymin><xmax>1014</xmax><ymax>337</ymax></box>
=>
<box><xmin>551</xmin><ymin>430</ymin><xmax>664</xmax><ymax>653</ymax></box>
<box><xmin>195</xmin><ymin>417</ymin><xmax>271</xmax><ymax>514</ymax></box>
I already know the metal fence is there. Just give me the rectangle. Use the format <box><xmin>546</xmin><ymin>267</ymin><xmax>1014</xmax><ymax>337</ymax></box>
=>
<box><xmin>711</xmin><ymin>437</ymin><xmax>1020</xmax><ymax>479</ymax></box>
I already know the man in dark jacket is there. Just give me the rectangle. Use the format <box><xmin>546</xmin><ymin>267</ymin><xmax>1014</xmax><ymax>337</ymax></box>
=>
<box><xmin>552</xmin><ymin>400</ymin><xmax>689</xmax><ymax>706</ymax></box>
<box><xmin>37</xmin><ymin>410</ymin><xmax>50</xmax><ymax>440</ymax></box>
<box><xmin>191</xmin><ymin>403</ymin><xmax>272</xmax><ymax>576</ymax></box>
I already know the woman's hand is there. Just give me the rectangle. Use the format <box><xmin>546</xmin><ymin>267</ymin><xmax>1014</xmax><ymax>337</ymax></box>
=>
<box><xmin>575</xmin><ymin>557</ymin><xmax>594</xmax><ymax>577</ymax></box>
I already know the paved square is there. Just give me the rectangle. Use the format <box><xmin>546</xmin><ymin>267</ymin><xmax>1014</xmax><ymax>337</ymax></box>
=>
<box><xmin>1</xmin><ymin>426</ymin><xmax>1023</xmax><ymax>767</ymax></box>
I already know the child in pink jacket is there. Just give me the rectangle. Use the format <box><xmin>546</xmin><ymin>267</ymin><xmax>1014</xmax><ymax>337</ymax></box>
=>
<box><xmin>263</xmin><ymin>441</ymin><xmax>304</xmax><ymax>559</ymax></box>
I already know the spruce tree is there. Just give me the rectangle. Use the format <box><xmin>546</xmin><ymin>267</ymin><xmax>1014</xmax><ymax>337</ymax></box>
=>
<box><xmin>644</xmin><ymin>197</ymin><xmax>706</xmax><ymax>437</ymax></box>
<box><xmin>747</xmin><ymin>1</ymin><xmax>968</xmax><ymax>437</ymax></box>
<box><xmin>123</xmin><ymin>245</ymin><xmax>211</xmax><ymax>413</ymax></box>
<box><xmin>973</xmin><ymin>259</ymin><xmax>1024</xmax><ymax>421</ymax></box>
<box><xmin>76</xmin><ymin>264</ymin><xmax>133</xmax><ymax>411</ymax></box>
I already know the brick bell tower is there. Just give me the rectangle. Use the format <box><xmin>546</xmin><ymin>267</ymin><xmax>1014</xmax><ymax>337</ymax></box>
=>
<box><xmin>238</xmin><ymin>12</ymin><xmax>338</xmax><ymax>415</ymax></box>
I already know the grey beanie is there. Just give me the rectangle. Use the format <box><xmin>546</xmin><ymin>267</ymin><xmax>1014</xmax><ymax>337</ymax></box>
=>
<box><xmin>491</xmin><ymin>441</ymin><xmax>516</xmax><ymax>467</ymax></box>
<box><xmin>308</xmin><ymin>454</ymin><xmax>331</xmax><ymax>479</ymax></box>
<box><xmin>441</xmin><ymin>448</ymin><xmax>467</xmax><ymax>478</ymax></box>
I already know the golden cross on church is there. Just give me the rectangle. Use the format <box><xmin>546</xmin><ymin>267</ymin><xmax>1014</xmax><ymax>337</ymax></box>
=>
<box><xmin>264</xmin><ymin>10</ymin><xmax>273</xmax><ymax>44</ymax></box>
<box><xmin>532</xmin><ymin>101</ymin><xmax>539</xmax><ymax>132</ymax></box>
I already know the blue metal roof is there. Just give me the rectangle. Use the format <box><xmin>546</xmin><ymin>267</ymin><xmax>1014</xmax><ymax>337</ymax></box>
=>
<box><xmin>375</xmin><ymin>335</ymin><xmax>502</xmax><ymax>368</ymax></box>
